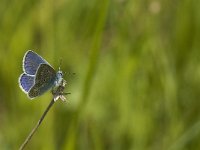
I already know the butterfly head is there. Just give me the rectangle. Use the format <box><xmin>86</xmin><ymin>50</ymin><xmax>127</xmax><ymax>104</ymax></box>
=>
<box><xmin>53</xmin><ymin>70</ymin><xmax>68</xmax><ymax>101</ymax></box>
<box><xmin>55</xmin><ymin>70</ymin><xmax>64</xmax><ymax>86</ymax></box>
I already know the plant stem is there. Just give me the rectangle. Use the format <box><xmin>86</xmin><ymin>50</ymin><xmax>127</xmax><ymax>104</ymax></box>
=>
<box><xmin>19</xmin><ymin>98</ymin><xmax>55</xmax><ymax>150</ymax></box>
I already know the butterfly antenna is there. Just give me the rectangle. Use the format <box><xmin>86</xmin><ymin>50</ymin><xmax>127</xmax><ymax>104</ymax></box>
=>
<box><xmin>59</xmin><ymin>58</ymin><xmax>63</xmax><ymax>71</ymax></box>
<box><xmin>65</xmin><ymin>72</ymin><xmax>76</xmax><ymax>78</ymax></box>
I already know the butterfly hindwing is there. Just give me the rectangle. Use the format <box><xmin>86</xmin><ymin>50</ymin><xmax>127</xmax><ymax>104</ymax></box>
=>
<box><xmin>28</xmin><ymin>64</ymin><xmax>56</xmax><ymax>98</ymax></box>
<box><xmin>19</xmin><ymin>73</ymin><xmax>35</xmax><ymax>93</ymax></box>
<box><xmin>23</xmin><ymin>50</ymin><xmax>50</xmax><ymax>75</ymax></box>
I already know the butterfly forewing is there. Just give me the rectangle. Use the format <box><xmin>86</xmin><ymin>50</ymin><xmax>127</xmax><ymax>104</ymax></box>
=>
<box><xmin>28</xmin><ymin>64</ymin><xmax>56</xmax><ymax>98</ymax></box>
<box><xmin>23</xmin><ymin>50</ymin><xmax>50</xmax><ymax>75</ymax></box>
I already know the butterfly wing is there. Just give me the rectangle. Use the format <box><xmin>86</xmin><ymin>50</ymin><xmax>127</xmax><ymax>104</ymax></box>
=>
<box><xmin>23</xmin><ymin>50</ymin><xmax>50</xmax><ymax>75</ymax></box>
<box><xmin>19</xmin><ymin>73</ymin><xmax>35</xmax><ymax>93</ymax></box>
<box><xmin>28</xmin><ymin>64</ymin><xmax>56</xmax><ymax>99</ymax></box>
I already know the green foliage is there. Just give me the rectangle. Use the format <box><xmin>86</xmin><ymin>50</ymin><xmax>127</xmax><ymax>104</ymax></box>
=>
<box><xmin>0</xmin><ymin>0</ymin><xmax>200</xmax><ymax>149</ymax></box>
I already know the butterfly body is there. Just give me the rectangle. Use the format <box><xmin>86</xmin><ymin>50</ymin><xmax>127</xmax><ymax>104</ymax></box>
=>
<box><xmin>19</xmin><ymin>50</ymin><xmax>66</xmax><ymax>100</ymax></box>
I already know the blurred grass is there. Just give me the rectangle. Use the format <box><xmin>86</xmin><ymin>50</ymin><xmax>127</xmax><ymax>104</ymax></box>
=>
<box><xmin>0</xmin><ymin>0</ymin><xmax>200</xmax><ymax>150</ymax></box>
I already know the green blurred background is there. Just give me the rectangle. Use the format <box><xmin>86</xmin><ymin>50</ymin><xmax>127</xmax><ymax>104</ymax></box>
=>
<box><xmin>0</xmin><ymin>0</ymin><xmax>200</xmax><ymax>149</ymax></box>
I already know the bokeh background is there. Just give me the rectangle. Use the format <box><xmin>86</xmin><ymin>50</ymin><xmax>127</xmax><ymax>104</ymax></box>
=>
<box><xmin>0</xmin><ymin>0</ymin><xmax>200</xmax><ymax>149</ymax></box>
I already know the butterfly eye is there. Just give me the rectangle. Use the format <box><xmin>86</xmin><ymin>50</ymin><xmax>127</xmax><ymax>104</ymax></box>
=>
<box><xmin>58</xmin><ymin>71</ymin><xmax>63</xmax><ymax>76</ymax></box>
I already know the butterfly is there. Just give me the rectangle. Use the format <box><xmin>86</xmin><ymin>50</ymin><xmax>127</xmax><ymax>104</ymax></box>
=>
<box><xmin>19</xmin><ymin>50</ymin><xmax>67</xmax><ymax>101</ymax></box>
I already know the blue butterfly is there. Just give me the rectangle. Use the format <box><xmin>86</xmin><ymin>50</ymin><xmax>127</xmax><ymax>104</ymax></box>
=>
<box><xmin>19</xmin><ymin>50</ymin><xmax>67</xmax><ymax>101</ymax></box>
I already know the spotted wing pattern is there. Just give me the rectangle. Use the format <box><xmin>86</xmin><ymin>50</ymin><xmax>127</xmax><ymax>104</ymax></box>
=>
<box><xmin>28</xmin><ymin>64</ymin><xmax>56</xmax><ymax>98</ymax></box>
